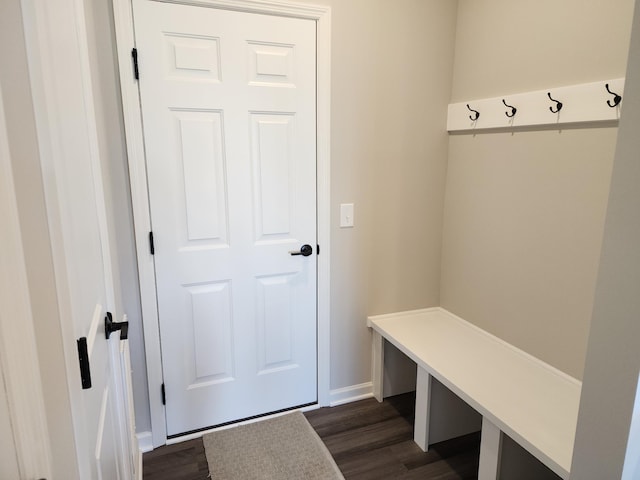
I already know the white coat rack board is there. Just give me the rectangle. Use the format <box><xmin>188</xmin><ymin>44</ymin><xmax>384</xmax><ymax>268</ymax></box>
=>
<box><xmin>447</xmin><ymin>78</ymin><xmax>625</xmax><ymax>132</ymax></box>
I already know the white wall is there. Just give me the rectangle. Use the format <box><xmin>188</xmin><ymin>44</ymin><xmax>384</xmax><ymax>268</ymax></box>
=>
<box><xmin>571</xmin><ymin>0</ymin><xmax>640</xmax><ymax>477</ymax></box>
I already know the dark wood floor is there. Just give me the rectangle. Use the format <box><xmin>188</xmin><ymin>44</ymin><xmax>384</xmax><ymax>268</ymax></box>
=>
<box><xmin>143</xmin><ymin>393</ymin><xmax>480</xmax><ymax>479</ymax></box>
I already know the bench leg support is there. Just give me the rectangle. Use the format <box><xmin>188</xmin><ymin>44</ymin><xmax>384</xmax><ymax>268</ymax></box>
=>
<box><xmin>371</xmin><ymin>330</ymin><xmax>384</xmax><ymax>403</ymax></box>
<box><xmin>414</xmin><ymin>367</ymin><xmax>432</xmax><ymax>451</ymax></box>
<box><xmin>478</xmin><ymin>417</ymin><xmax>503</xmax><ymax>480</ymax></box>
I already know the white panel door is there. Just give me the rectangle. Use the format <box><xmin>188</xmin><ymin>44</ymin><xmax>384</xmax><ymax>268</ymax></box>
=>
<box><xmin>50</xmin><ymin>86</ymin><xmax>135</xmax><ymax>479</ymax></box>
<box><xmin>134</xmin><ymin>0</ymin><xmax>318</xmax><ymax>435</ymax></box>
<box><xmin>20</xmin><ymin>0</ymin><xmax>138</xmax><ymax>474</ymax></box>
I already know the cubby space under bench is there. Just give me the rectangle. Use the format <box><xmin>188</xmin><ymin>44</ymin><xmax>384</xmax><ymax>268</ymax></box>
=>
<box><xmin>367</xmin><ymin>308</ymin><xmax>582</xmax><ymax>479</ymax></box>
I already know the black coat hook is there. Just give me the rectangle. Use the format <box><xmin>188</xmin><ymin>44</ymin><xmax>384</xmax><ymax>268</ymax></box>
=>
<box><xmin>605</xmin><ymin>83</ymin><xmax>622</xmax><ymax>107</ymax></box>
<box><xmin>502</xmin><ymin>99</ymin><xmax>517</xmax><ymax>118</ymax></box>
<box><xmin>547</xmin><ymin>92</ymin><xmax>563</xmax><ymax>113</ymax></box>
<box><xmin>467</xmin><ymin>104</ymin><xmax>480</xmax><ymax>121</ymax></box>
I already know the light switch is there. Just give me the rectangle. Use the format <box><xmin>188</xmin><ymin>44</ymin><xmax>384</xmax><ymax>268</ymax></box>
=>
<box><xmin>340</xmin><ymin>203</ymin><xmax>354</xmax><ymax>228</ymax></box>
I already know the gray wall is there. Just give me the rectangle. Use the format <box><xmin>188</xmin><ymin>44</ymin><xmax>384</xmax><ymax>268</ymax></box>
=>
<box><xmin>571</xmin><ymin>0</ymin><xmax>640</xmax><ymax>477</ymax></box>
<box><xmin>441</xmin><ymin>0</ymin><xmax>635</xmax><ymax>379</ymax></box>
<box><xmin>303</xmin><ymin>0</ymin><xmax>458</xmax><ymax>392</ymax></box>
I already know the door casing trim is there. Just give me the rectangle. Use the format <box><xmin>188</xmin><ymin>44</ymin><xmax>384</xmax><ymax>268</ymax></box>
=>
<box><xmin>112</xmin><ymin>0</ymin><xmax>332</xmax><ymax>448</ymax></box>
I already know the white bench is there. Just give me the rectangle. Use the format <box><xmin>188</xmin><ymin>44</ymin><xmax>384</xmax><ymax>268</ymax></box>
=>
<box><xmin>367</xmin><ymin>308</ymin><xmax>582</xmax><ymax>479</ymax></box>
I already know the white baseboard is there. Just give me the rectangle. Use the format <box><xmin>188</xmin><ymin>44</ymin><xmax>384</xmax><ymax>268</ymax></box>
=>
<box><xmin>329</xmin><ymin>382</ymin><xmax>374</xmax><ymax>407</ymax></box>
<box><xmin>137</xmin><ymin>431</ymin><xmax>153</xmax><ymax>453</ymax></box>
<box><xmin>137</xmin><ymin>444</ymin><xmax>143</xmax><ymax>480</ymax></box>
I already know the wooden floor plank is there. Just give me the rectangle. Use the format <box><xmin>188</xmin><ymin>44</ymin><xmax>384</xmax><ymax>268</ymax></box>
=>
<box><xmin>337</xmin><ymin>445</ymin><xmax>410</xmax><ymax>480</ymax></box>
<box><xmin>143</xmin><ymin>393</ymin><xmax>480</xmax><ymax>479</ymax></box>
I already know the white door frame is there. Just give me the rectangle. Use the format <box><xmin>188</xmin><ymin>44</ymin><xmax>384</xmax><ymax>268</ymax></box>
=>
<box><xmin>112</xmin><ymin>0</ymin><xmax>332</xmax><ymax>447</ymax></box>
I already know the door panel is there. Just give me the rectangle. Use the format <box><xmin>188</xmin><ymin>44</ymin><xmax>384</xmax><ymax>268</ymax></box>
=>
<box><xmin>134</xmin><ymin>0</ymin><xmax>317</xmax><ymax>435</ymax></box>
<box><xmin>188</xmin><ymin>281</ymin><xmax>234</xmax><ymax>384</ymax></box>
<box><xmin>52</xmin><ymin>113</ymin><xmax>128</xmax><ymax>478</ymax></box>
<box><xmin>251</xmin><ymin>113</ymin><xmax>296</xmax><ymax>237</ymax></box>
<box><xmin>52</xmin><ymin>85</ymin><xmax>132</xmax><ymax>478</ymax></box>
<box><xmin>176</xmin><ymin>110</ymin><xmax>228</xmax><ymax>243</ymax></box>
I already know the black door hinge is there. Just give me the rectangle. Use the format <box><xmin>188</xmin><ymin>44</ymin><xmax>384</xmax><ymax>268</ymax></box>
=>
<box><xmin>132</xmin><ymin>48</ymin><xmax>139</xmax><ymax>80</ymax></box>
<box><xmin>149</xmin><ymin>231</ymin><xmax>155</xmax><ymax>255</ymax></box>
<box><xmin>317</xmin><ymin>244</ymin><xmax>320</xmax><ymax>255</ymax></box>
<box><xmin>77</xmin><ymin>337</ymin><xmax>92</xmax><ymax>390</ymax></box>
<box><xmin>161</xmin><ymin>383</ymin><xmax>166</xmax><ymax>405</ymax></box>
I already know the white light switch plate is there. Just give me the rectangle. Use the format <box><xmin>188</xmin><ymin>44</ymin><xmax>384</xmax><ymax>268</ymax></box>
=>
<box><xmin>340</xmin><ymin>203</ymin><xmax>354</xmax><ymax>228</ymax></box>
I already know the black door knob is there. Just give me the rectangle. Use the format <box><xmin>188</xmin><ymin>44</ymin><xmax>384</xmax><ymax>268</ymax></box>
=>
<box><xmin>289</xmin><ymin>244</ymin><xmax>313</xmax><ymax>257</ymax></box>
<box><xmin>105</xmin><ymin>312</ymin><xmax>129</xmax><ymax>340</ymax></box>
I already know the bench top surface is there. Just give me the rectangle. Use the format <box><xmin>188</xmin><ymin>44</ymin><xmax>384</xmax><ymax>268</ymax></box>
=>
<box><xmin>367</xmin><ymin>307</ymin><xmax>582</xmax><ymax>479</ymax></box>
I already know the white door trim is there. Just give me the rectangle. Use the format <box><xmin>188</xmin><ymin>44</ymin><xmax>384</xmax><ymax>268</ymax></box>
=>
<box><xmin>112</xmin><ymin>0</ymin><xmax>331</xmax><ymax>447</ymax></box>
<box><xmin>0</xmin><ymin>81</ymin><xmax>52</xmax><ymax>480</ymax></box>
